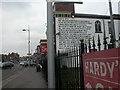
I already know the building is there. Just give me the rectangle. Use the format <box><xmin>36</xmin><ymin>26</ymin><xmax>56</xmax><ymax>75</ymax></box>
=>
<box><xmin>1</xmin><ymin>54</ymin><xmax>10</xmax><ymax>62</ymax></box>
<box><xmin>39</xmin><ymin>39</ymin><xmax>47</xmax><ymax>59</ymax></box>
<box><xmin>8</xmin><ymin>52</ymin><xmax>20</xmax><ymax>62</ymax></box>
<box><xmin>53</xmin><ymin>2</ymin><xmax>120</xmax><ymax>53</ymax></box>
<box><xmin>0</xmin><ymin>54</ymin><xmax>2</xmax><ymax>62</ymax></box>
<box><xmin>54</xmin><ymin>2</ymin><xmax>75</xmax><ymax>17</ymax></box>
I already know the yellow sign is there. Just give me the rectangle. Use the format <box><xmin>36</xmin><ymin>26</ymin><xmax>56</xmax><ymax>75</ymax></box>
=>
<box><xmin>27</xmin><ymin>53</ymin><xmax>31</xmax><ymax>55</ymax></box>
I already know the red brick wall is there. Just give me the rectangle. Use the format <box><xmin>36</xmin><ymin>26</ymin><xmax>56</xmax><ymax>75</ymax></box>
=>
<box><xmin>54</xmin><ymin>3</ymin><xmax>74</xmax><ymax>13</ymax></box>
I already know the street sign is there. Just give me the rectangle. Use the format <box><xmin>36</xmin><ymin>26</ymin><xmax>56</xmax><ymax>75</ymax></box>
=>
<box><xmin>27</xmin><ymin>53</ymin><xmax>31</xmax><ymax>55</ymax></box>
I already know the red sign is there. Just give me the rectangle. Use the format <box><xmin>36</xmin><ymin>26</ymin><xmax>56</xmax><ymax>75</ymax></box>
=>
<box><xmin>41</xmin><ymin>45</ymin><xmax>47</xmax><ymax>53</ymax></box>
<box><xmin>82</xmin><ymin>48</ymin><xmax>120</xmax><ymax>89</ymax></box>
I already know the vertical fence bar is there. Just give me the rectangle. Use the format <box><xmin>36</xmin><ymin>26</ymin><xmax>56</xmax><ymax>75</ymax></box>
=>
<box><xmin>103</xmin><ymin>19</ymin><xmax>107</xmax><ymax>50</ymax></box>
<box><xmin>76</xmin><ymin>46</ymin><xmax>79</xmax><ymax>90</ymax></box>
<box><xmin>75</xmin><ymin>46</ymin><xmax>77</xmax><ymax>90</ymax></box>
<box><xmin>93</xmin><ymin>36</ymin><xmax>96</xmax><ymax>51</ymax></box>
<box><xmin>58</xmin><ymin>50</ymin><xmax>62</xmax><ymax>89</ymax></box>
<box><xmin>88</xmin><ymin>38</ymin><xmax>91</xmax><ymax>53</ymax></box>
<box><xmin>85</xmin><ymin>43</ymin><xmax>87</xmax><ymax>53</ymax></box>
<box><xmin>98</xmin><ymin>34</ymin><xmax>101</xmax><ymax>51</ymax></box>
<box><xmin>79</xmin><ymin>39</ymin><xmax>85</xmax><ymax>90</ymax></box>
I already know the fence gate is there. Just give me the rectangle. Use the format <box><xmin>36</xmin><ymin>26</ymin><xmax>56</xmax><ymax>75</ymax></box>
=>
<box><xmin>55</xmin><ymin>42</ymin><xmax>85</xmax><ymax>90</ymax></box>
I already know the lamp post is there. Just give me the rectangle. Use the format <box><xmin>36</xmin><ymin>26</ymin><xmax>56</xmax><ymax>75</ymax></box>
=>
<box><xmin>46</xmin><ymin>0</ymin><xmax>82</xmax><ymax>88</ymax></box>
<box><xmin>109</xmin><ymin>0</ymin><xmax>116</xmax><ymax>48</ymax></box>
<box><xmin>22</xmin><ymin>26</ymin><xmax>31</xmax><ymax>56</ymax></box>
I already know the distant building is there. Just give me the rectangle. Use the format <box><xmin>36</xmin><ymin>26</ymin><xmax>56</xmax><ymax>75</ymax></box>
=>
<box><xmin>1</xmin><ymin>54</ymin><xmax>10</xmax><ymax>62</ymax></box>
<box><xmin>33</xmin><ymin>39</ymin><xmax>47</xmax><ymax>64</ymax></box>
<box><xmin>54</xmin><ymin>2</ymin><xmax>74</xmax><ymax>17</ymax></box>
<box><xmin>40</xmin><ymin>39</ymin><xmax>47</xmax><ymax>59</ymax></box>
<box><xmin>8</xmin><ymin>52</ymin><xmax>20</xmax><ymax>62</ymax></box>
<box><xmin>0</xmin><ymin>54</ymin><xmax>2</xmax><ymax>62</ymax></box>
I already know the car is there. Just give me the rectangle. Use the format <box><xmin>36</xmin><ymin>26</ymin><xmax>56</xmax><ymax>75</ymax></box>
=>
<box><xmin>0</xmin><ymin>61</ymin><xmax>14</xmax><ymax>69</ymax></box>
<box><xmin>0</xmin><ymin>62</ymin><xmax>3</xmax><ymax>68</ymax></box>
<box><xmin>7</xmin><ymin>62</ymin><xmax>14</xmax><ymax>67</ymax></box>
<box><xmin>20</xmin><ymin>61</ymin><xmax>28</xmax><ymax>66</ymax></box>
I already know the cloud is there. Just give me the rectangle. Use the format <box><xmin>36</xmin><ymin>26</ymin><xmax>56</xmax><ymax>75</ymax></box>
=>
<box><xmin>75</xmin><ymin>0</ymin><xmax>119</xmax><ymax>15</ymax></box>
<box><xmin>2</xmin><ymin>2</ymin><xmax>47</xmax><ymax>56</ymax></box>
<box><xmin>1</xmin><ymin>0</ymin><xmax>46</xmax><ymax>2</ymax></box>
<box><xmin>1</xmin><ymin>0</ymin><xmax>119</xmax><ymax>56</ymax></box>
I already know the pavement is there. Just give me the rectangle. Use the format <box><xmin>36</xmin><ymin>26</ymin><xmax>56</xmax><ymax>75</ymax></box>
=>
<box><xmin>2</xmin><ymin>66</ymin><xmax>47</xmax><ymax>89</ymax></box>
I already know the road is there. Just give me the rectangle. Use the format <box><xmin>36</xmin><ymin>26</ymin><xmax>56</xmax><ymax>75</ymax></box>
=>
<box><xmin>0</xmin><ymin>63</ymin><xmax>47</xmax><ymax>88</ymax></box>
<box><xmin>2</xmin><ymin>63</ymin><xmax>24</xmax><ymax>80</ymax></box>
<box><xmin>2</xmin><ymin>66</ymin><xmax>47</xmax><ymax>88</ymax></box>
<box><xmin>0</xmin><ymin>69</ymin><xmax>1</xmax><ymax>90</ymax></box>
<box><xmin>0</xmin><ymin>63</ymin><xmax>29</xmax><ymax>83</ymax></box>
<box><xmin>0</xmin><ymin>63</ymin><xmax>26</xmax><ymax>89</ymax></box>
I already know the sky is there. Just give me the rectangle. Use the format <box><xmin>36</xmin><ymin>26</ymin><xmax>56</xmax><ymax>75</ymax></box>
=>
<box><xmin>0</xmin><ymin>0</ymin><xmax>119</xmax><ymax>56</ymax></box>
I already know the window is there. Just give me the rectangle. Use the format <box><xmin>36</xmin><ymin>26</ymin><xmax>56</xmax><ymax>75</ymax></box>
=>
<box><xmin>95</xmin><ymin>20</ymin><xmax>102</xmax><ymax>33</ymax></box>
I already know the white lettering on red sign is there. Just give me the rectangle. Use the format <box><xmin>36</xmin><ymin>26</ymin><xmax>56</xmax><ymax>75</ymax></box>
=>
<box><xmin>86</xmin><ymin>82</ymin><xmax>113</xmax><ymax>89</ymax></box>
<box><xmin>85</xmin><ymin>60</ymin><xmax>119</xmax><ymax>78</ymax></box>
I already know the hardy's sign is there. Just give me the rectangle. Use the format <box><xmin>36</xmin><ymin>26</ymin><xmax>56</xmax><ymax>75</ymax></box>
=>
<box><xmin>83</xmin><ymin>48</ymin><xmax>120</xmax><ymax>89</ymax></box>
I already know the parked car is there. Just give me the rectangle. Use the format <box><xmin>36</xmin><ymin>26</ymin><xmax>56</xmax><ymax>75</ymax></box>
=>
<box><xmin>7</xmin><ymin>62</ymin><xmax>14</xmax><ymax>67</ymax></box>
<box><xmin>0</xmin><ymin>62</ymin><xmax>3</xmax><ymax>68</ymax></box>
<box><xmin>20</xmin><ymin>61</ymin><xmax>28</xmax><ymax>66</ymax></box>
<box><xmin>0</xmin><ymin>61</ymin><xmax>14</xmax><ymax>69</ymax></box>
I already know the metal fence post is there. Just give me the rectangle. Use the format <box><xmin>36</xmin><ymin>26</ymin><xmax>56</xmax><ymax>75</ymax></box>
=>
<box><xmin>79</xmin><ymin>39</ymin><xmax>84</xmax><ymax>90</ymax></box>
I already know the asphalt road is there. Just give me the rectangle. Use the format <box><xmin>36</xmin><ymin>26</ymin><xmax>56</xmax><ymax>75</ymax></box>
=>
<box><xmin>2</xmin><ymin>63</ymin><xmax>26</xmax><ymax>80</ymax></box>
<box><xmin>0</xmin><ymin>69</ymin><xmax>2</xmax><ymax>81</ymax></box>
<box><xmin>0</xmin><ymin>63</ymin><xmax>26</xmax><ymax>89</ymax></box>
<box><xmin>2</xmin><ymin>66</ymin><xmax>47</xmax><ymax>88</ymax></box>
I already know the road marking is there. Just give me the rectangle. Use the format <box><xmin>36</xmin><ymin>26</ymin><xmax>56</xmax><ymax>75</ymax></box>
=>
<box><xmin>0</xmin><ymin>67</ymin><xmax>30</xmax><ymax>88</ymax></box>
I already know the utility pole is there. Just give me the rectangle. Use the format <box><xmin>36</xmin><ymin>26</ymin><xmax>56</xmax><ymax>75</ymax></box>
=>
<box><xmin>47</xmin><ymin>1</ymin><xmax>55</xmax><ymax>88</ymax></box>
<box><xmin>46</xmin><ymin>0</ymin><xmax>83</xmax><ymax>88</ymax></box>
<box><xmin>109</xmin><ymin>0</ymin><xmax>116</xmax><ymax>48</ymax></box>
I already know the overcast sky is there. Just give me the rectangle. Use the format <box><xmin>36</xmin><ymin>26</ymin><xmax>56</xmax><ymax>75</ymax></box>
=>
<box><xmin>0</xmin><ymin>0</ymin><xmax>119</xmax><ymax>56</ymax></box>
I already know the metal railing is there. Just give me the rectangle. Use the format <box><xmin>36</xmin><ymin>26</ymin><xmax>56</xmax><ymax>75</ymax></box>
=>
<box><xmin>54</xmin><ymin>34</ymin><xmax>119</xmax><ymax>89</ymax></box>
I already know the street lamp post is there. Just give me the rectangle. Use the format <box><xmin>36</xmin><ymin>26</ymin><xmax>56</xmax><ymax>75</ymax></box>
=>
<box><xmin>109</xmin><ymin>0</ymin><xmax>116</xmax><ymax>48</ymax></box>
<box><xmin>22</xmin><ymin>26</ymin><xmax>31</xmax><ymax>56</ymax></box>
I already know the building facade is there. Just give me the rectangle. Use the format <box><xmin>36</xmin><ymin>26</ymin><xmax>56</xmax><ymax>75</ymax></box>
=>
<box><xmin>53</xmin><ymin>3</ymin><xmax>120</xmax><ymax>53</ymax></box>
